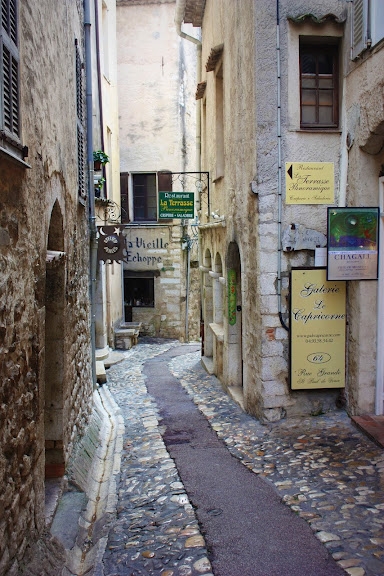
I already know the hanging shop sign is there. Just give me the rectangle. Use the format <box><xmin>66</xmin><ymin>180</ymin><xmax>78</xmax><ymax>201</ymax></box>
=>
<box><xmin>97</xmin><ymin>225</ymin><xmax>126</xmax><ymax>262</ymax></box>
<box><xmin>290</xmin><ymin>268</ymin><xmax>346</xmax><ymax>390</ymax></box>
<box><xmin>327</xmin><ymin>207</ymin><xmax>379</xmax><ymax>280</ymax></box>
<box><xmin>158</xmin><ymin>192</ymin><xmax>194</xmax><ymax>219</ymax></box>
<box><xmin>285</xmin><ymin>162</ymin><xmax>334</xmax><ymax>204</ymax></box>
<box><xmin>228</xmin><ymin>269</ymin><xmax>237</xmax><ymax>325</ymax></box>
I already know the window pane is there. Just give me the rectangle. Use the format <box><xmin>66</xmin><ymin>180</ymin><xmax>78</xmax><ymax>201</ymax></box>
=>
<box><xmin>319</xmin><ymin>106</ymin><xmax>333</xmax><ymax>124</ymax></box>
<box><xmin>300</xmin><ymin>42</ymin><xmax>338</xmax><ymax>129</ymax></box>
<box><xmin>319</xmin><ymin>91</ymin><xmax>333</xmax><ymax>106</ymax></box>
<box><xmin>302</xmin><ymin>77</ymin><xmax>316</xmax><ymax>88</ymax></box>
<box><xmin>302</xmin><ymin>89</ymin><xmax>316</xmax><ymax>105</ymax></box>
<box><xmin>319</xmin><ymin>77</ymin><xmax>333</xmax><ymax>89</ymax></box>
<box><xmin>302</xmin><ymin>106</ymin><xmax>316</xmax><ymax>123</ymax></box>
<box><xmin>318</xmin><ymin>53</ymin><xmax>333</xmax><ymax>74</ymax></box>
<box><xmin>133</xmin><ymin>173</ymin><xmax>157</xmax><ymax>221</ymax></box>
<box><xmin>124</xmin><ymin>277</ymin><xmax>154</xmax><ymax>308</ymax></box>
<box><xmin>301</xmin><ymin>53</ymin><xmax>316</xmax><ymax>74</ymax></box>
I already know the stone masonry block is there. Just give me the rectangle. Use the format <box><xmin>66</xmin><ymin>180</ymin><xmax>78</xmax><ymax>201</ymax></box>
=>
<box><xmin>259</xmin><ymin>273</ymin><xmax>277</xmax><ymax>295</ymax></box>
<box><xmin>262</xmin><ymin>380</ymin><xmax>287</xmax><ymax>397</ymax></box>
<box><xmin>261</xmin><ymin>355</ymin><xmax>286</xmax><ymax>381</ymax></box>
<box><xmin>260</xmin><ymin>294</ymin><xmax>278</xmax><ymax>315</ymax></box>
<box><xmin>262</xmin><ymin>339</ymin><xmax>284</xmax><ymax>357</ymax></box>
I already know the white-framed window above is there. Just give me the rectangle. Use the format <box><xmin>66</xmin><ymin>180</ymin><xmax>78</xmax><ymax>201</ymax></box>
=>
<box><xmin>299</xmin><ymin>38</ymin><xmax>339</xmax><ymax>129</ymax></box>
<box><xmin>1</xmin><ymin>0</ymin><xmax>19</xmax><ymax>142</ymax></box>
<box><xmin>352</xmin><ymin>0</ymin><xmax>384</xmax><ymax>60</ymax></box>
<box><xmin>133</xmin><ymin>173</ymin><xmax>157</xmax><ymax>221</ymax></box>
<box><xmin>120</xmin><ymin>170</ymin><xmax>173</xmax><ymax>223</ymax></box>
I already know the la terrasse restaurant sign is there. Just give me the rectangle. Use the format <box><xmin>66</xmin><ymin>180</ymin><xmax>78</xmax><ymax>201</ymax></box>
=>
<box><xmin>158</xmin><ymin>192</ymin><xmax>194</xmax><ymax>219</ymax></box>
<box><xmin>291</xmin><ymin>268</ymin><xmax>346</xmax><ymax>390</ymax></box>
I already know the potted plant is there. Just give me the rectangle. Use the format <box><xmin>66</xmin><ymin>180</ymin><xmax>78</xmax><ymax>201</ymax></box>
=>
<box><xmin>94</xmin><ymin>174</ymin><xmax>106</xmax><ymax>198</ymax></box>
<box><xmin>93</xmin><ymin>150</ymin><xmax>109</xmax><ymax>171</ymax></box>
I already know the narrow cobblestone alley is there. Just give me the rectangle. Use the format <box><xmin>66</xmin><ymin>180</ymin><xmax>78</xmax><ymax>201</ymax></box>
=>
<box><xmin>97</xmin><ymin>340</ymin><xmax>384</xmax><ymax>576</ymax></box>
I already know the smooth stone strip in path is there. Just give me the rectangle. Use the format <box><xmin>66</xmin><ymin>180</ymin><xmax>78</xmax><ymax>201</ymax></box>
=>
<box><xmin>169</xmin><ymin>349</ymin><xmax>384</xmax><ymax>576</ymax></box>
<box><xmin>100</xmin><ymin>340</ymin><xmax>384</xmax><ymax>576</ymax></box>
<box><xmin>144</xmin><ymin>345</ymin><xmax>345</xmax><ymax>576</ymax></box>
<box><xmin>100</xmin><ymin>340</ymin><xmax>212</xmax><ymax>576</ymax></box>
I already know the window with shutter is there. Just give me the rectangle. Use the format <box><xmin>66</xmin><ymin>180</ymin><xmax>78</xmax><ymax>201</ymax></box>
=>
<box><xmin>157</xmin><ymin>170</ymin><xmax>173</xmax><ymax>222</ymax></box>
<box><xmin>120</xmin><ymin>172</ymin><xmax>129</xmax><ymax>223</ymax></box>
<box><xmin>75</xmin><ymin>40</ymin><xmax>86</xmax><ymax>201</ymax></box>
<box><xmin>299</xmin><ymin>40</ymin><xmax>339</xmax><ymax>129</ymax></box>
<box><xmin>1</xmin><ymin>0</ymin><xmax>19</xmax><ymax>141</ymax></box>
<box><xmin>132</xmin><ymin>173</ymin><xmax>157</xmax><ymax>222</ymax></box>
<box><xmin>370</xmin><ymin>0</ymin><xmax>384</xmax><ymax>47</ymax></box>
<box><xmin>351</xmin><ymin>0</ymin><xmax>369</xmax><ymax>60</ymax></box>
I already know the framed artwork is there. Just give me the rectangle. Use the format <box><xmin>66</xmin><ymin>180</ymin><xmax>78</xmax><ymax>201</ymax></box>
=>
<box><xmin>327</xmin><ymin>207</ymin><xmax>379</xmax><ymax>280</ymax></box>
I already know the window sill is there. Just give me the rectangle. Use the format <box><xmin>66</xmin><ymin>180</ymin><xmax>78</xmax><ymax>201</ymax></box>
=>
<box><xmin>128</xmin><ymin>221</ymin><xmax>172</xmax><ymax>227</ymax></box>
<box><xmin>296</xmin><ymin>128</ymin><xmax>342</xmax><ymax>134</ymax></box>
<box><xmin>209</xmin><ymin>322</ymin><xmax>224</xmax><ymax>342</ymax></box>
<box><xmin>0</xmin><ymin>146</ymin><xmax>31</xmax><ymax>168</ymax></box>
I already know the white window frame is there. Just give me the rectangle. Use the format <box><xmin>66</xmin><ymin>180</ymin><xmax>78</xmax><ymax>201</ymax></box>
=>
<box><xmin>351</xmin><ymin>0</ymin><xmax>384</xmax><ymax>60</ymax></box>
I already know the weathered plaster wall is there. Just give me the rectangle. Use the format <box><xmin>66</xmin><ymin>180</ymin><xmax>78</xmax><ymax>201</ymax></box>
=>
<box><xmin>0</xmin><ymin>2</ymin><xmax>93</xmax><ymax>574</ymax></box>
<box><xmin>117</xmin><ymin>0</ymin><xmax>200</xmax><ymax>341</ymax></box>
<box><xmin>94</xmin><ymin>0</ymin><xmax>123</xmax><ymax>350</ymax></box>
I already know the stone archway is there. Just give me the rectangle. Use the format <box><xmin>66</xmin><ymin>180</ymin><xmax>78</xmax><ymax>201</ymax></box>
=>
<box><xmin>226</xmin><ymin>241</ymin><xmax>243</xmax><ymax>390</ymax></box>
<box><xmin>201</xmin><ymin>249</ymin><xmax>213</xmax><ymax>366</ymax></box>
<box><xmin>44</xmin><ymin>201</ymin><xmax>66</xmax><ymax>478</ymax></box>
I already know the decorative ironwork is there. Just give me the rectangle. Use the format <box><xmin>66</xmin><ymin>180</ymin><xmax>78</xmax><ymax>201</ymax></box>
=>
<box><xmin>95</xmin><ymin>199</ymin><xmax>127</xmax><ymax>224</ymax></box>
<box><xmin>170</xmin><ymin>171</ymin><xmax>210</xmax><ymax>220</ymax></box>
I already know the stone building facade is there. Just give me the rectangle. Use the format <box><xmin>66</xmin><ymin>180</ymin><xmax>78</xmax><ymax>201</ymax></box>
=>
<box><xmin>0</xmin><ymin>1</ymin><xmax>95</xmax><ymax>573</ymax></box>
<box><xmin>116</xmin><ymin>0</ymin><xmax>200</xmax><ymax>341</ymax></box>
<box><xmin>93</xmin><ymin>0</ymin><xmax>124</xmax><ymax>357</ymax></box>
<box><xmin>178</xmin><ymin>0</ymin><xmax>384</xmax><ymax>421</ymax></box>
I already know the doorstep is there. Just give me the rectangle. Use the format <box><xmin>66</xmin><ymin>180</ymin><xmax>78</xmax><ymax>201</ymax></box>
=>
<box><xmin>351</xmin><ymin>415</ymin><xmax>384</xmax><ymax>448</ymax></box>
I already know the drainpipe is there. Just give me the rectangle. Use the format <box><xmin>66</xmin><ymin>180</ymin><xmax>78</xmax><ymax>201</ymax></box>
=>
<box><xmin>84</xmin><ymin>0</ymin><xmax>97</xmax><ymax>388</ymax></box>
<box><xmin>175</xmin><ymin>0</ymin><xmax>202</xmax><ymax>172</ymax></box>
<box><xmin>175</xmin><ymin>1</ymin><xmax>202</xmax><ymax>341</ymax></box>
<box><xmin>276</xmin><ymin>0</ymin><xmax>288</xmax><ymax>331</ymax></box>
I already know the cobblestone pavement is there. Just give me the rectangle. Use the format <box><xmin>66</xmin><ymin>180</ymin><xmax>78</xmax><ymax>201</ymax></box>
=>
<box><xmin>101</xmin><ymin>340</ymin><xmax>384</xmax><ymax>576</ymax></box>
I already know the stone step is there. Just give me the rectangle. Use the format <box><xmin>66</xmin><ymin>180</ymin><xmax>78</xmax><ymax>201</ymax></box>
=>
<box><xmin>96</xmin><ymin>360</ymin><xmax>107</xmax><ymax>384</ymax></box>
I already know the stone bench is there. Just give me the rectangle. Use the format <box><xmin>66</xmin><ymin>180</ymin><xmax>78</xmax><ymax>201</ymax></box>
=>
<box><xmin>114</xmin><ymin>322</ymin><xmax>142</xmax><ymax>350</ymax></box>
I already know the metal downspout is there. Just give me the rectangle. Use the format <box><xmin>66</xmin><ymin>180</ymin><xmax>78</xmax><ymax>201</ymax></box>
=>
<box><xmin>276</xmin><ymin>0</ymin><xmax>288</xmax><ymax>331</ymax></box>
<box><xmin>84</xmin><ymin>0</ymin><xmax>97</xmax><ymax>387</ymax></box>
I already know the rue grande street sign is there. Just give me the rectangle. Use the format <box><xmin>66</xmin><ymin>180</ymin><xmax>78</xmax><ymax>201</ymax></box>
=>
<box><xmin>158</xmin><ymin>192</ymin><xmax>194</xmax><ymax>219</ymax></box>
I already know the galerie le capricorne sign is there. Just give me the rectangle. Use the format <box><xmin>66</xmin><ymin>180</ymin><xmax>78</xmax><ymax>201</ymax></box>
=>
<box><xmin>290</xmin><ymin>268</ymin><xmax>346</xmax><ymax>390</ymax></box>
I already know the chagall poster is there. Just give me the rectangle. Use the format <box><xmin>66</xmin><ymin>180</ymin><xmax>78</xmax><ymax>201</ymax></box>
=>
<box><xmin>327</xmin><ymin>207</ymin><xmax>379</xmax><ymax>280</ymax></box>
<box><xmin>291</xmin><ymin>268</ymin><xmax>346</xmax><ymax>390</ymax></box>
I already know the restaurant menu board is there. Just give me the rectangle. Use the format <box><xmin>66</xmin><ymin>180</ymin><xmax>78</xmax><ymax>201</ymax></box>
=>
<box><xmin>291</xmin><ymin>268</ymin><xmax>346</xmax><ymax>390</ymax></box>
<box><xmin>327</xmin><ymin>207</ymin><xmax>379</xmax><ymax>280</ymax></box>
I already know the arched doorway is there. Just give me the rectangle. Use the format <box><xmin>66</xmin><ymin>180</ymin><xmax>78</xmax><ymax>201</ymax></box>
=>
<box><xmin>44</xmin><ymin>201</ymin><xmax>66</xmax><ymax>478</ymax></box>
<box><xmin>201</xmin><ymin>249</ymin><xmax>213</xmax><ymax>366</ymax></box>
<box><xmin>226</xmin><ymin>242</ymin><xmax>243</xmax><ymax>391</ymax></box>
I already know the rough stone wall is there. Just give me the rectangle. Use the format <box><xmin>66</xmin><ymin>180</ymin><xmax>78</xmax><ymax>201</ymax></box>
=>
<box><xmin>253</xmin><ymin>1</ymin><xmax>346</xmax><ymax>420</ymax></box>
<box><xmin>0</xmin><ymin>2</ymin><xmax>93</xmax><ymax>574</ymax></box>
<box><xmin>198</xmin><ymin>0</ymin><xmax>352</xmax><ymax>422</ymax></box>
<box><xmin>123</xmin><ymin>223</ymin><xmax>201</xmax><ymax>340</ymax></box>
